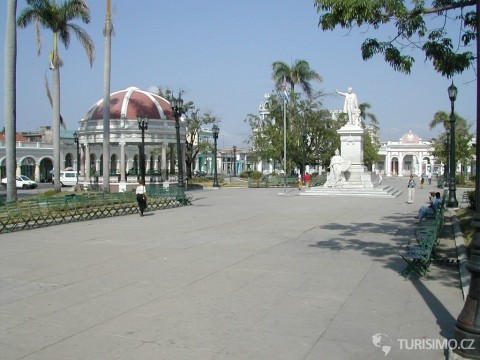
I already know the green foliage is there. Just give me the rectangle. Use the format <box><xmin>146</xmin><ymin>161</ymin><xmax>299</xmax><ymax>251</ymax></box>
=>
<box><xmin>152</xmin><ymin>87</ymin><xmax>218</xmax><ymax>180</ymax></box>
<box><xmin>314</xmin><ymin>0</ymin><xmax>477</xmax><ymax>77</ymax></box>
<box><xmin>249</xmin><ymin>170</ymin><xmax>263</xmax><ymax>180</ymax></box>
<box><xmin>430</xmin><ymin>110</ymin><xmax>475</xmax><ymax>174</ymax></box>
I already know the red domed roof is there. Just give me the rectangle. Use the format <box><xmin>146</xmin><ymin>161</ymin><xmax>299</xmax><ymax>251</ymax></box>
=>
<box><xmin>401</xmin><ymin>130</ymin><xmax>421</xmax><ymax>144</ymax></box>
<box><xmin>84</xmin><ymin>87</ymin><xmax>174</xmax><ymax>121</ymax></box>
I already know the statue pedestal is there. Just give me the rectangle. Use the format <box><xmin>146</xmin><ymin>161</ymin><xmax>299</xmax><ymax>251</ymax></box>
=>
<box><xmin>337</xmin><ymin>125</ymin><xmax>378</xmax><ymax>188</ymax></box>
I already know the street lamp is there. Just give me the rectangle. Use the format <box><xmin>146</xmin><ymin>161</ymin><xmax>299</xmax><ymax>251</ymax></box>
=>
<box><xmin>171</xmin><ymin>93</ymin><xmax>184</xmax><ymax>188</ymax></box>
<box><xmin>233</xmin><ymin>145</ymin><xmax>237</xmax><ymax>177</ymax></box>
<box><xmin>73</xmin><ymin>131</ymin><xmax>80</xmax><ymax>174</ymax></box>
<box><xmin>444</xmin><ymin>127</ymin><xmax>450</xmax><ymax>187</ymax></box>
<box><xmin>212</xmin><ymin>124</ymin><xmax>220</xmax><ymax>187</ymax></box>
<box><xmin>447</xmin><ymin>82</ymin><xmax>458</xmax><ymax>207</ymax></box>
<box><xmin>137</xmin><ymin>116</ymin><xmax>148</xmax><ymax>182</ymax></box>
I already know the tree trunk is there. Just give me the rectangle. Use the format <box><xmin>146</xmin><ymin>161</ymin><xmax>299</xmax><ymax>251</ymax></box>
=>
<box><xmin>102</xmin><ymin>0</ymin><xmax>112</xmax><ymax>191</ymax></box>
<box><xmin>53</xmin><ymin>39</ymin><xmax>61</xmax><ymax>192</ymax></box>
<box><xmin>4</xmin><ymin>0</ymin><xmax>17</xmax><ymax>202</ymax></box>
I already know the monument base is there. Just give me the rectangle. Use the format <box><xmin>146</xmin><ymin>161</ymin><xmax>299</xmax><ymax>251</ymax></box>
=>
<box><xmin>342</xmin><ymin>164</ymin><xmax>380</xmax><ymax>189</ymax></box>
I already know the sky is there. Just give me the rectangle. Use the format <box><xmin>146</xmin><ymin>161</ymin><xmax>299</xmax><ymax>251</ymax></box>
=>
<box><xmin>0</xmin><ymin>0</ymin><xmax>477</xmax><ymax>149</ymax></box>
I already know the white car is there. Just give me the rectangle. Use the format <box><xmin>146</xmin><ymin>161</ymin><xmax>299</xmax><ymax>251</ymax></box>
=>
<box><xmin>52</xmin><ymin>170</ymin><xmax>78</xmax><ymax>187</ymax></box>
<box><xmin>1</xmin><ymin>175</ymin><xmax>38</xmax><ymax>189</ymax></box>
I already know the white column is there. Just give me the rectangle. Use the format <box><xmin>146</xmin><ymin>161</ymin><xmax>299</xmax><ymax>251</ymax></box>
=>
<box><xmin>35</xmin><ymin>163</ymin><xmax>40</xmax><ymax>182</ymax></box>
<box><xmin>120</xmin><ymin>140</ymin><xmax>126</xmax><ymax>183</ymax></box>
<box><xmin>84</xmin><ymin>145</ymin><xmax>90</xmax><ymax>182</ymax></box>
<box><xmin>161</xmin><ymin>143</ymin><xmax>167</xmax><ymax>180</ymax></box>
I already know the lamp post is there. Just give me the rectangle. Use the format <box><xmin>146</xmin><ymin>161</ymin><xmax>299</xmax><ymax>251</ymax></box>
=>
<box><xmin>444</xmin><ymin>128</ymin><xmax>450</xmax><ymax>187</ymax></box>
<box><xmin>212</xmin><ymin>124</ymin><xmax>220</xmax><ymax>187</ymax></box>
<box><xmin>302</xmin><ymin>130</ymin><xmax>307</xmax><ymax>178</ymax></box>
<box><xmin>137</xmin><ymin>116</ymin><xmax>148</xmax><ymax>183</ymax></box>
<box><xmin>447</xmin><ymin>82</ymin><xmax>458</xmax><ymax>208</ymax></box>
<box><xmin>73</xmin><ymin>131</ymin><xmax>80</xmax><ymax>174</ymax></box>
<box><xmin>171</xmin><ymin>94</ymin><xmax>184</xmax><ymax>188</ymax></box>
<box><xmin>233</xmin><ymin>145</ymin><xmax>237</xmax><ymax>177</ymax></box>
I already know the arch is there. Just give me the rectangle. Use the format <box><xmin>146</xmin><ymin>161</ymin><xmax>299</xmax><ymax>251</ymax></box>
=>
<box><xmin>402</xmin><ymin>153</ymin><xmax>419</xmax><ymax>176</ymax></box>
<box><xmin>0</xmin><ymin>157</ymin><xmax>5</xmax><ymax>179</ymax></box>
<box><xmin>64</xmin><ymin>153</ymin><xmax>74</xmax><ymax>169</ymax></box>
<box><xmin>89</xmin><ymin>153</ymin><xmax>97</xmax><ymax>176</ymax></box>
<box><xmin>20</xmin><ymin>156</ymin><xmax>36</xmax><ymax>178</ymax></box>
<box><xmin>390</xmin><ymin>156</ymin><xmax>399</xmax><ymax>176</ymax></box>
<box><xmin>39</xmin><ymin>157</ymin><xmax>53</xmax><ymax>182</ymax></box>
<box><xmin>110</xmin><ymin>153</ymin><xmax>118</xmax><ymax>175</ymax></box>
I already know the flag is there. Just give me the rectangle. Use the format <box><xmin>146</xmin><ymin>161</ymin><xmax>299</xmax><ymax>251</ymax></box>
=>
<box><xmin>283</xmin><ymin>82</ymin><xmax>289</xmax><ymax>103</ymax></box>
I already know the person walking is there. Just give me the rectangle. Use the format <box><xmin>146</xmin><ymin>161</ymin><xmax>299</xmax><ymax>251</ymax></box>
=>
<box><xmin>136</xmin><ymin>179</ymin><xmax>147</xmax><ymax>216</ymax></box>
<box><xmin>298</xmin><ymin>173</ymin><xmax>302</xmax><ymax>191</ymax></box>
<box><xmin>427</xmin><ymin>172</ymin><xmax>432</xmax><ymax>185</ymax></box>
<box><xmin>407</xmin><ymin>175</ymin><xmax>416</xmax><ymax>204</ymax></box>
<box><xmin>420</xmin><ymin>175</ymin><xmax>425</xmax><ymax>189</ymax></box>
<box><xmin>305</xmin><ymin>172</ymin><xmax>311</xmax><ymax>190</ymax></box>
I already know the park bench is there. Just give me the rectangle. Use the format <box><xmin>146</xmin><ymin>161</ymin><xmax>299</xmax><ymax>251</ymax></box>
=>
<box><xmin>460</xmin><ymin>191</ymin><xmax>472</xmax><ymax>209</ymax></box>
<box><xmin>0</xmin><ymin>188</ymin><xmax>191</xmax><ymax>234</ymax></box>
<box><xmin>248</xmin><ymin>177</ymin><xmax>297</xmax><ymax>188</ymax></box>
<box><xmin>398</xmin><ymin>192</ymin><xmax>447</xmax><ymax>278</ymax></box>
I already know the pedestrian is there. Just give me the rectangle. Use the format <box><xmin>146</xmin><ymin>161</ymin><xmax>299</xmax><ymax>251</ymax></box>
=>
<box><xmin>415</xmin><ymin>192</ymin><xmax>442</xmax><ymax>221</ymax></box>
<box><xmin>136</xmin><ymin>179</ymin><xmax>147</xmax><ymax>216</ymax></box>
<box><xmin>305</xmin><ymin>172</ymin><xmax>311</xmax><ymax>190</ymax></box>
<box><xmin>420</xmin><ymin>175</ymin><xmax>424</xmax><ymax>189</ymax></box>
<box><xmin>427</xmin><ymin>172</ymin><xmax>432</xmax><ymax>185</ymax></box>
<box><xmin>407</xmin><ymin>175</ymin><xmax>416</xmax><ymax>204</ymax></box>
<box><xmin>298</xmin><ymin>173</ymin><xmax>302</xmax><ymax>191</ymax></box>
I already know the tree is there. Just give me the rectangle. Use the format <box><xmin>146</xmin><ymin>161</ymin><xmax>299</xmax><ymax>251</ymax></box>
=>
<box><xmin>153</xmin><ymin>87</ymin><xmax>218</xmax><ymax>179</ymax></box>
<box><xmin>245</xmin><ymin>92</ymin><xmax>342</xmax><ymax>175</ymax></box>
<box><xmin>314</xmin><ymin>0</ymin><xmax>476</xmax><ymax>76</ymax></box>
<box><xmin>102</xmin><ymin>0</ymin><xmax>114</xmax><ymax>191</ymax></box>
<box><xmin>183</xmin><ymin>109</ymin><xmax>218</xmax><ymax>179</ymax></box>
<box><xmin>359</xmin><ymin>103</ymin><xmax>381</xmax><ymax>170</ymax></box>
<box><xmin>4</xmin><ymin>0</ymin><xmax>17</xmax><ymax>202</ymax></box>
<box><xmin>272</xmin><ymin>60</ymin><xmax>322</xmax><ymax>103</ymax></box>
<box><xmin>430</xmin><ymin>111</ymin><xmax>475</xmax><ymax>175</ymax></box>
<box><xmin>314</xmin><ymin>0</ymin><xmax>480</xmax><ymax>210</ymax></box>
<box><xmin>17</xmin><ymin>0</ymin><xmax>95</xmax><ymax>192</ymax></box>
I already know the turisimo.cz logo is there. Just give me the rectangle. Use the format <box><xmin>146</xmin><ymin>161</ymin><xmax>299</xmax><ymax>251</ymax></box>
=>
<box><xmin>371</xmin><ymin>332</ymin><xmax>475</xmax><ymax>356</ymax></box>
<box><xmin>371</xmin><ymin>333</ymin><xmax>392</xmax><ymax>356</ymax></box>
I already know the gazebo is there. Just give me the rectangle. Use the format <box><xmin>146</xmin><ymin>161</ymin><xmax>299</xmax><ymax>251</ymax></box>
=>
<box><xmin>76</xmin><ymin>86</ymin><xmax>186</xmax><ymax>191</ymax></box>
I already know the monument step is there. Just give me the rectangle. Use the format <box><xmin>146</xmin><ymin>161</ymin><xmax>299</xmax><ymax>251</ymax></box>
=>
<box><xmin>300</xmin><ymin>185</ymin><xmax>402</xmax><ymax>198</ymax></box>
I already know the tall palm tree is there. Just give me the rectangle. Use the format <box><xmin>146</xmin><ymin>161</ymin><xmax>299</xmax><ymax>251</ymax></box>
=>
<box><xmin>4</xmin><ymin>0</ymin><xmax>17</xmax><ymax>202</ymax></box>
<box><xmin>272</xmin><ymin>60</ymin><xmax>322</xmax><ymax>102</ymax></box>
<box><xmin>359</xmin><ymin>103</ymin><xmax>378</xmax><ymax>127</ymax></box>
<box><xmin>102</xmin><ymin>0</ymin><xmax>113</xmax><ymax>191</ymax></box>
<box><xmin>17</xmin><ymin>0</ymin><xmax>95</xmax><ymax>192</ymax></box>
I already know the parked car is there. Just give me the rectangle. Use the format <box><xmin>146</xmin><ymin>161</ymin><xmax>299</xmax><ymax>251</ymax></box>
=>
<box><xmin>1</xmin><ymin>175</ymin><xmax>38</xmax><ymax>189</ymax></box>
<box><xmin>52</xmin><ymin>170</ymin><xmax>78</xmax><ymax>187</ymax></box>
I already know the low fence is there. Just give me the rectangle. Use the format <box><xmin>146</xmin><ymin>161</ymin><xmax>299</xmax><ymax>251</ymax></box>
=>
<box><xmin>0</xmin><ymin>187</ymin><xmax>191</xmax><ymax>234</ymax></box>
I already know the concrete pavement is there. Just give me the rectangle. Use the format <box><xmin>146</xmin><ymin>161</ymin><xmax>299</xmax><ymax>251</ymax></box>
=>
<box><xmin>0</xmin><ymin>176</ymin><xmax>466</xmax><ymax>359</ymax></box>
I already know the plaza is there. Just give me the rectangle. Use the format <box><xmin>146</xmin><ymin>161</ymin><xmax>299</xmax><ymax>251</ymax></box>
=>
<box><xmin>0</xmin><ymin>176</ymin><xmax>464</xmax><ymax>359</ymax></box>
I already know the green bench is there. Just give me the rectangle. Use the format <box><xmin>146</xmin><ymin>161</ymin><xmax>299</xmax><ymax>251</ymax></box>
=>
<box><xmin>398</xmin><ymin>192</ymin><xmax>447</xmax><ymax>278</ymax></box>
<box><xmin>248</xmin><ymin>177</ymin><xmax>297</xmax><ymax>188</ymax></box>
<box><xmin>0</xmin><ymin>189</ymin><xmax>191</xmax><ymax>234</ymax></box>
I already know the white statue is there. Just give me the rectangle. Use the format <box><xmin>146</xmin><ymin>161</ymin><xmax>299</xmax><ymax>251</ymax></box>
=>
<box><xmin>336</xmin><ymin>87</ymin><xmax>360</xmax><ymax>126</ymax></box>
<box><xmin>325</xmin><ymin>149</ymin><xmax>351</xmax><ymax>187</ymax></box>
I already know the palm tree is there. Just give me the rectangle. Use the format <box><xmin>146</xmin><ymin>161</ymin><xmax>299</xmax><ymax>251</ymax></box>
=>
<box><xmin>4</xmin><ymin>0</ymin><xmax>17</xmax><ymax>202</ymax></box>
<box><xmin>17</xmin><ymin>0</ymin><xmax>95</xmax><ymax>192</ymax></box>
<box><xmin>272</xmin><ymin>60</ymin><xmax>322</xmax><ymax>102</ymax></box>
<box><xmin>359</xmin><ymin>103</ymin><xmax>378</xmax><ymax>127</ymax></box>
<box><xmin>102</xmin><ymin>0</ymin><xmax>114</xmax><ymax>191</ymax></box>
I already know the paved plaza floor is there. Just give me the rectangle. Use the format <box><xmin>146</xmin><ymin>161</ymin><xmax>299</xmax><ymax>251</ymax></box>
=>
<box><xmin>0</xmin><ymin>177</ymin><xmax>466</xmax><ymax>359</ymax></box>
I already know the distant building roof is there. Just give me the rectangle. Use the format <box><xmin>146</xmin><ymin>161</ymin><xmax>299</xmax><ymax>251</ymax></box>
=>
<box><xmin>0</xmin><ymin>133</ymin><xmax>29</xmax><ymax>142</ymax></box>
